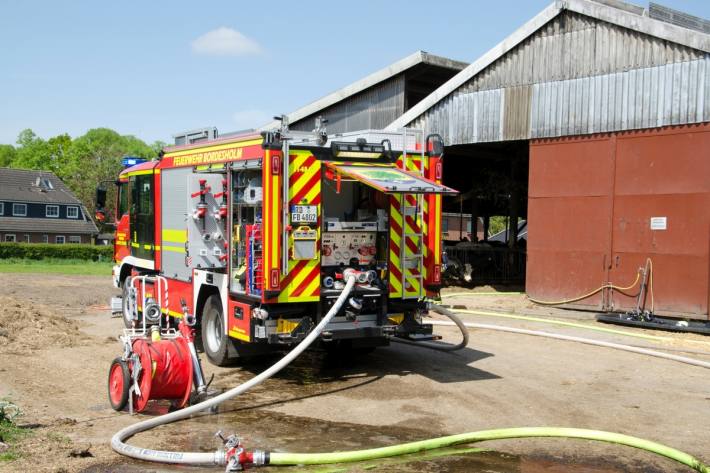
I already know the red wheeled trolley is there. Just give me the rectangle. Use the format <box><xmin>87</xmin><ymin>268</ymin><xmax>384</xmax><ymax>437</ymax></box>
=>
<box><xmin>108</xmin><ymin>275</ymin><xmax>207</xmax><ymax>413</ymax></box>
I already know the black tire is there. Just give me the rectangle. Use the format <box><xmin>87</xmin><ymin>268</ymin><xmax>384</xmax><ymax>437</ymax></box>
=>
<box><xmin>201</xmin><ymin>294</ymin><xmax>230</xmax><ymax>366</ymax></box>
<box><xmin>121</xmin><ymin>281</ymin><xmax>139</xmax><ymax>329</ymax></box>
<box><xmin>108</xmin><ymin>357</ymin><xmax>130</xmax><ymax>411</ymax></box>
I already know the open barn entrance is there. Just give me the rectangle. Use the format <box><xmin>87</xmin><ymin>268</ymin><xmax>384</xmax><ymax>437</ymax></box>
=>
<box><xmin>440</xmin><ymin>140</ymin><xmax>529</xmax><ymax>288</ymax></box>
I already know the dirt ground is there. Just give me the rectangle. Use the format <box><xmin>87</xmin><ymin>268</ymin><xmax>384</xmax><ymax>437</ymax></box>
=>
<box><xmin>0</xmin><ymin>274</ymin><xmax>709</xmax><ymax>473</ymax></box>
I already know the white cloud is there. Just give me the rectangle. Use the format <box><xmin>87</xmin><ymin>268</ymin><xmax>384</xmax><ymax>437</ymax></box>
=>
<box><xmin>232</xmin><ymin>110</ymin><xmax>272</xmax><ymax>130</ymax></box>
<box><xmin>191</xmin><ymin>27</ymin><xmax>262</xmax><ymax>56</ymax></box>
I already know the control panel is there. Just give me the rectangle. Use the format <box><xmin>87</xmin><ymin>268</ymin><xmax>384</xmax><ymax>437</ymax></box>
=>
<box><xmin>187</xmin><ymin>173</ymin><xmax>228</xmax><ymax>269</ymax></box>
<box><xmin>322</xmin><ymin>230</ymin><xmax>377</xmax><ymax>266</ymax></box>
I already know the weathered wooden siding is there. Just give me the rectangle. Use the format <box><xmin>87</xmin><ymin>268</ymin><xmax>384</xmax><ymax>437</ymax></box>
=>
<box><xmin>408</xmin><ymin>11</ymin><xmax>710</xmax><ymax>144</ymax></box>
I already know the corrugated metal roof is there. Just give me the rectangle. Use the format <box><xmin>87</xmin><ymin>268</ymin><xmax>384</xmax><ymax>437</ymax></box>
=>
<box><xmin>260</xmin><ymin>51</ymin><xmax>467</xmax><ymax>132</ymax></box>
<box><xmin>0</xmin><ymin>216</ymin><xmax>98</xmax><ymax>234</ymax></box>
<box><xmin>0</xmin><ymin>168</ymin><xmax>83</xmax><ymax>204</ymax></box>
<box><xmin>387</xmin><ymin>0</ymin><xmax>710</xmax><ymax>136</ymax></box>
<box><xmin>290</xmin><ymin>75</ymin><xmax>405</xmax><ymax>134</ymax></box>
<box><xmin>649</xmin><ymin>3</ymin><xmax>710</xmax><ymax>34</ymax></box>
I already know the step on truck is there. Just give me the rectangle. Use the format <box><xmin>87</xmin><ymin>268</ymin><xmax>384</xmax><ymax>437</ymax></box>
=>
<box><xmin>96</xmin><ymin>119</ymin><xmax>457</xmax><ymax>366</ymax></box>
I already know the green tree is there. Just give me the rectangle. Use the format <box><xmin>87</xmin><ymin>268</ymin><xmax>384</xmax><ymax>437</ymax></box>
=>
<box><xmin>150</xmin><ymin>140</ymin><xmax>167</xmax><ymax>156</ymax></box>
<box><xmin>488</xmin><ymin>216</ymin><xmax>507</xmax><ymax>236</ymax></box>
<box><xmin>13</xmin><ymin>129</ymin><xmax>50</xmax><ymax>170</ymax></box>
<box><xmin>64</xmin><ymin>128</ymin><xmax>157</xmax><ymax>215</ymax></box>
<box><xmin>0</xmin><ymin>145</ymin><xmax>16</xmax><ymax>167</ymax></box>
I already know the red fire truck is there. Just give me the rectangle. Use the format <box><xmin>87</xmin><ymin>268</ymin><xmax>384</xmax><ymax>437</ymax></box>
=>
<box><xmin>98</xmin><ymin>121</ymin><xmax>457</xmax><ymax>366</ymax></box>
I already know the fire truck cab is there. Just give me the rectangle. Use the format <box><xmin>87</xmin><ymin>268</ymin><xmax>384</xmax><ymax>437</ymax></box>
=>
<box><xmin>104</xmin><ymin>121</ymin><xmax>457</xmax><ymax>366</ymax></box>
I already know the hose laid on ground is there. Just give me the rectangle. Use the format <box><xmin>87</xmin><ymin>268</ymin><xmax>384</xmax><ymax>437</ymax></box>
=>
<box><xmin>452</xmin><ymin>308</ymin><xmax>668</xmax><ymax>342</ymax></box>
<box><xmin>266</xmin><ymin>427</ymin><xmax>709</xmax><ymax>472</ymax></box>
<box><xmin>260</xmin><ymin>317</ymin><xmax>710</xmax><ymax>470</ymax></box>
<box><xmin>430</xmin><ymin>320</ymin><xmax>710</xmax><ymax>370</ymax></box>
<box><xmin>523</xmin><ymin>258</ymin><xmax>657</xmax><ymax>307</ymax></box>
<box><xmin>527</xmin><ymin>270</ymin><xmax>641</xmax><ymax>305</ymax></box>
<box><xmin>391</xmin><ymin>303</ymin><xmax>469</xmax><ymax>352</ymax></box>
<box><xmin>111</xmin><ymin>276</ymin><xmax>357</xmax><ymax>466</ymax></box>
<box><xmin>111</xmin><ymin>277</ymin><xmax>710</xmax><ymax>470</ymax></box>
<box><xmin>436</xmin><ymin>300</ymin><xmax>710</xmax><ymax>348</ymax></box>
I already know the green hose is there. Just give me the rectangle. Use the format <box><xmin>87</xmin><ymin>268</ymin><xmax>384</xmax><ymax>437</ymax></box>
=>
<box><xmin>307</xmin><ymin>447</ymin><xmax>486</xmax><ymax>473</ymax></box>
<box><xmin>268</xmin><ymin>427</ymin><xmax>709</xmax><ymax>472</ymax></box>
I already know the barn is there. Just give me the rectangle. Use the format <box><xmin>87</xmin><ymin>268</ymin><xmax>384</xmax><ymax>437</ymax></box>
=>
<box><xmin>272</xmin><ymin>0</ymin><xmax>710</xmax><ymax>319</ymax></box>
<box><xmin>384</xmin><ymin>0</ymin><xmax>710</xmax><ymax>319</ymax></box>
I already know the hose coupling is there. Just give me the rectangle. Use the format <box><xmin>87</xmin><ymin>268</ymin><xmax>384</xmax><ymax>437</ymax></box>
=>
<box><xmin>217</xmin><ymin>430</ymin><xmax>258</xmax><ymax>471</ymax></box>
<box><xmin>251</xmin><ymin>450</ymin><xmax>269</xmax><ymax>466</ymax></box>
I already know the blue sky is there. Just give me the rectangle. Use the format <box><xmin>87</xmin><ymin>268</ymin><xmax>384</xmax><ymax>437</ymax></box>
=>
<box><xmin>1</xmin><ymin>0</ymin><xmax>708</xmax><ymax>145</ymax></box>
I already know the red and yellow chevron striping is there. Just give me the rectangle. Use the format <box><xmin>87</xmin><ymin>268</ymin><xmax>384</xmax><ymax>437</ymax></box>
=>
<box><xmin>278</xmin><ymin>150</ymin><xmax>321</xmax><ymax>303</ymax></box>
<box><xmin>388</xmin><ymin>154</ymin><xmax>429</xmax><ymax>299</ymax></box>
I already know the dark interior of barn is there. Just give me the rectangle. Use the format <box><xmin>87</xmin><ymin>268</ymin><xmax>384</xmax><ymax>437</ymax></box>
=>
<box><xmin>440</xmin><ymin>140</ymin><xmax>529</xmax><ymax>286</ymax></box>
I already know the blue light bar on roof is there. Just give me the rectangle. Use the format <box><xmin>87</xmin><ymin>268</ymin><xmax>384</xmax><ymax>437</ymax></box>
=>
<box><xmin>121</xmin><ymin>156</ymin><xmax>147</xmax><ymax>168</ymax></box>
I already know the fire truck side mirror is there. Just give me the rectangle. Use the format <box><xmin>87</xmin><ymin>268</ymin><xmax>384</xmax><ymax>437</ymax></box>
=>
<box><xmin>426</xmin><ymin>134</ymin><xmax>444</xmax><ymax>157</ymax></box>
<box><xmin>95</xmin><ymin>186</ymin><xmax>107</xmax><ymax>212</ymax></box>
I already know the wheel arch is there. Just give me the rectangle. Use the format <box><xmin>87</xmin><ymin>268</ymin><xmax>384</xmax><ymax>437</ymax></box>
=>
<box><xmin>195</xmin><ymin>284</ymin><xmax>221</xmax><ymax>327</ymax></box>
<box><xmin>118</xmin><ymin>263</ymin><xmax>134</xmax><ymax>287</ymax></box>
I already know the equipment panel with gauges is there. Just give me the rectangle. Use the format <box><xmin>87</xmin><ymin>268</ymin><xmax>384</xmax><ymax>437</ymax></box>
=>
<box><xmin>322</xmin><ymin>230</ymin><xmax>377</xmax><ymax>266</ymax></box>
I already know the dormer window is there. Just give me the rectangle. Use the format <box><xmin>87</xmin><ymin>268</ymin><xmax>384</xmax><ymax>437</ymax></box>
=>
<box><xmin>67</xmin><ymin>206</ymin><xmax>79</xmax><ymax>219</ymax></box>
<box><xmin>35</xmin><ymin>176</ymin><xmax>54</xmax><ymax>191</ymax></box>
<box><xmin>46</xmin><ymin>205</ymin><xmax>59</xmax><ymax>218</ymax></box>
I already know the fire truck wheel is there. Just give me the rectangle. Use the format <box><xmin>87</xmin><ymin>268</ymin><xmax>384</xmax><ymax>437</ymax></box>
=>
<box><xmin>201</xmin><ymin>295</ymin><xmax>230</xmax><ymax>366</ymax></box>
<box><xmin>108</xmin><ymin>357</ymin><xmax>130</xmax><ymax>411</ymax></box>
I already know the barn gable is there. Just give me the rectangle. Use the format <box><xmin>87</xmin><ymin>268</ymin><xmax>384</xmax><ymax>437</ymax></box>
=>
<box><xmin>387</xmin><ymin>0</ymin><xmax>710</xmax><ymax>144</ymax></box>
<box><xmin>259</xmin><ymin>51</ymin><xmax>467</xmax><ymax>135</ymax></box>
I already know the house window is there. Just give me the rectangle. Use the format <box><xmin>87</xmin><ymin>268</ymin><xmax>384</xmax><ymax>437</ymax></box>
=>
<box><xmin>4</xmin><ymin>234</ymin><xmax>16</xmax><ymax>242</ymax></box>
<box><xmin>24</xmin><ymin>234</ymin><xmax>30</xmax><ymax>243</ymax></box>
<box><xmin>55</xmin><ymin>235</ymin><xmax>65</xmax><ymax>244</ymax></box>
<box><xmin>68</xmin><ymin>235</ymin><xmax>81</xmax><ymax>243</ymax></box>
<box><xmin>42</xmin><ymin>234</ymin><xmax>49</xmax><ymax>243</ymax></box>
<box><xmin>46</xmin><ymin>205</ymin><xmax>59</xmax><ymax>217</ymax></box>
<box><xmin>67</xmin><ymin>206</ymin><xmax>79</xmax><ymax>219</ymax></box>
<box><xmin>12</xmin><ymin>203</ymin><xmax>27</xmax><ymax>216</ymax></box>
<box><xmin>0</xmin><ymin>202</ymin><xmax>4</xmax><ymax>215</ymax></box>
<box><xmin>442</xmin><ymin>218</ymin><xmax>449</xmax><ymax>233</ymax></box>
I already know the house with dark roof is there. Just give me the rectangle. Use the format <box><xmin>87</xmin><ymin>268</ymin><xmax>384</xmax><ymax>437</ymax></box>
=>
<box><xmin>0</xmin><ymin>168</ymin><xmax>98</xmax><ymax>244</ymax></box>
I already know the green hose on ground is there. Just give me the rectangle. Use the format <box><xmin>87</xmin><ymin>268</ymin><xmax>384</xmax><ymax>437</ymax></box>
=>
<box><xmin>307</xmin><ymin>446</ymin><xmax>486</xmax><ymax>473</ymax></box>
<box><xmin>268</xmin><ymin>427</ymin><xmax>709</xmax><ymax>472</ymax></box>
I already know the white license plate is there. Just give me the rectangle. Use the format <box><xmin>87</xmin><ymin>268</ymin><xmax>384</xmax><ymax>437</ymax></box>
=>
<box><xmin>291</xmin><ymin>205</ymin><xmax>317</xmax><ymax>223</ymax></box>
